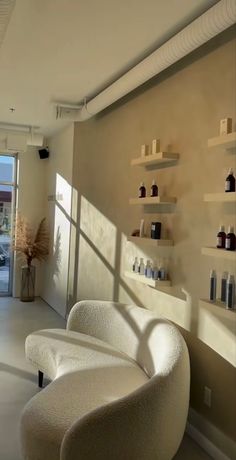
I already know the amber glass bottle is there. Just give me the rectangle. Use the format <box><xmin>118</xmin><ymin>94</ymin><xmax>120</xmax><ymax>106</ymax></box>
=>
<box><xmin>216</xmin><ymin>225</ymin><xmax>226</xmax><ymax>248</ymax></box>
<box><xmin>139</xmin><ymin>182</ymin><xmax>146</xmax><ymax>198</ymax></box>
<box><xmin>151</xmin><ymin>180</ymin><xmax>158</xmax><ymax>197</ymax></box>
<box><xmin>225</xmin><ymin>168</ymin><xmax>235</xmax><ymax>192</ymax></box>
<box><xmin>225</xmin><ymin>225</ymin><xmax>236</xmax><ymax>251</ymax></box>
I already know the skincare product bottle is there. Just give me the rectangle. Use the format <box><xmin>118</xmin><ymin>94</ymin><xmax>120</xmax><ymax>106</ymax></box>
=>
<box><xmin>139</xmin><ymin>219</ymin><xmax>145</xmax><ymax>238</ymax></box>
<box><xmin>220</xmin><ymin>118</ymin><xmax>232</xmax><ymax>135</ymax></box>
<box><xmin>226</xmin><ymin>274</ymin><xmax>235</xmax><ymax>310</ymax></box>
<box><xmin>141</xmin><ymin>144</ymin><xmax>148</xmax><ymax>157</ymax></box>
<box><xmin>225</xmin><ymin>225</ymin><xmax>236</xmax><ymax>251</ymax></box>
<box><xmin>150</xmin><ymin>180</ymin><xmax>158</xmax><ymax>197</ymax></box>
<box><xmin>134</xmin><ymin>257</ymin><xmax>139</xmax><ymax>273</ymax></box>
<box><xmin>152</xmin><ymin>260</ymin><xmax>159</xmax><ymax>280</ymax></box>
<box><xmin>139</xmin><ymin>182</ymin><xmax>146</xmax><ymax>198</ymax></box>
<box><xmin>151</xmin><ymin>222</ymin><xmax>161</xmax><ymax>239</ymax></box>
<box><xmin>225</xmin><ymin>168</ymin><xmax>235</xmax><ymax>192</ymax></box>
<box><xmin>217</xmin><ymin>225</ymin><xmax>226</xmax><ymax>249</ymax></box>
<box><xmin>159</xmin><ymin>265</ymin><xmax>166</xmax><ymax>280</ymax></box>
<box><xmin>210</xmin><ymin>270</ymin><xmax>217</xmax><ymax>302</ymax></box>
<box><xmin>145</xmin><ymin>260</ymin><xmax>152</xmax><ymax>278</ymax></box>
<box><xmin>221</xmin><ymin>271</ymin><xmax>228</xmax><ymax>302</ymax></box>
<box><xmin>139</xmin><ymin>258</ymin><xmax>145</xmax><ymax>276</ymax></box>
<box><xmin>151</xmin><ymin>139</ymin><xmax>160</xmax><ymax>155</ymax></box>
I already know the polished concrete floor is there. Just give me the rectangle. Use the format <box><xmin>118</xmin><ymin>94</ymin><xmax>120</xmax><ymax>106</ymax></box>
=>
<box><xmin>0</xmin><ymin>297</ymin><xmax>212</xmax><ymax>460</ymax></box>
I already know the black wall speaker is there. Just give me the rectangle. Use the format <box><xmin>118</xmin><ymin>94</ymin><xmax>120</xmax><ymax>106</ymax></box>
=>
<box><xmin>38</xmin><ymin>148</ymin><xmax>49</xmax><ymax>159</ymax></box>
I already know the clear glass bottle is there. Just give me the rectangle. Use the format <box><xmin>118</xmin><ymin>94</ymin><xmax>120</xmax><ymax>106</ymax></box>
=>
<box><xmin>152</xmin><ymin>260</ymin><xmax>159</xmax><ymax>280</ymax></box>
<box><xmin>145</xmin><ymin>260</ymin><xmax>152</xmax><ymax>278</ymax></box>
<box><xmin>139</xmin><ymin>258</ymin><xmax>145</xmax><ymax>275</ymax></box>
<box><xmin>133</xmin><ymin>257</ymin><xmax>139</xmax><ymax>273</ymax></box>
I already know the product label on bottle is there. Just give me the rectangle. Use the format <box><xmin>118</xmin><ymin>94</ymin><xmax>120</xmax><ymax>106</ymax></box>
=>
<box><xmin>217</xmin><ymin>237</ymin><xmax>222</xmax><ymax>247</ymax></box>
<box><xmin>225</xmin><ymin>238</ymin><xmax>230</xmax><ymax>249</ymax></box>
<box><xmin>225</xmin><ymin>180</ymin><xmax>230</xmax><ymax>192</ymax></box>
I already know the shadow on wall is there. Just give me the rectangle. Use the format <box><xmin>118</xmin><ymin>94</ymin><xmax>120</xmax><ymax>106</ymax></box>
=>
<box><xmin>48</xmin><ymin>173</ymin><xmax>235</xmax><ymax>370</ymax></box>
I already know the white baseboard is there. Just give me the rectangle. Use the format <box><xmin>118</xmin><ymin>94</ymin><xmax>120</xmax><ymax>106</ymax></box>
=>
<box><xmin>186</xmin><ymin>408</ymin><xmax>236</xmax><ymax>460</ymax></box>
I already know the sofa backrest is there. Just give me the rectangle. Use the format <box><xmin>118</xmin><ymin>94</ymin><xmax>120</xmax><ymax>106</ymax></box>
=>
<box><xmin>67</xmin><ymin>301</ymin><xmax>188</xmax><ymax>379</ymax></box>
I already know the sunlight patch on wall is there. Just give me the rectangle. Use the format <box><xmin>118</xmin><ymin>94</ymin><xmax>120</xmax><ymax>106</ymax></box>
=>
<box><xmin>77</xmin><ymin>234</ymin><xmax>114</xmax><ymax>301</ymax></box>
<box><xmin>56</xmin><ymin>173</ymin><xmax>72</xmax><ymax>216</ymax></box>
<box><xmin>80</xmin><ymin>196</ymin><xmax>117</xmax><ymax>268</ymax></box>
<box><xmin>198</xmin><ymin>303</ymin><xmax>236</xmax><ymax>367</ymax></box>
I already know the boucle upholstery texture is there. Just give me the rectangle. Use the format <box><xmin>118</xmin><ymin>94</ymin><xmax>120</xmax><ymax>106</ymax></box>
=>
<box><xmin>21</xmin><ymin>301</ymin><xmax>190</xmax><ymax>460</ymax></box>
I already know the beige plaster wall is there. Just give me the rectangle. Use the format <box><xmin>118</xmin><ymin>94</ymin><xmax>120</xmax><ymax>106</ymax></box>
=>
<box><xmin>72</xmin><ymin>31</ymin><xmax>236</xmax><ymax>450</ymax></box>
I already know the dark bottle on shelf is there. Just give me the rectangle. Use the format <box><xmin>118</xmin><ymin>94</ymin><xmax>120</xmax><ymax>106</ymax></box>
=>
<box><xmin>209</xmin><ymin>269</ymin><xmax>217</xmax><ymax>302</ymax></box>
<box><xmin>150</xmin><ymin>180</ymin><xmax>158</xmax><ymax>197</ymax></box>
<box><xmin>221</xmin><ymin>271</ymin><xmax>228</xmax><ymax>303</ymax></box>
<box><xmin>226</xmin><ymin>275</ymin><xmax>235</xmax><ymax>310</ymax></box>
<box><xmin>225</xmin><ymin>225</ymin><xmax>236</xmax><ymax>251</ymax></box>
<box><xmin>139</xmin><ymin>182</ymin><xmax>146</xmax><ymax>198</ymax></box>
<box><xmin>225</xmin><ymin>168</ymin><xmax>235</xmax><ymax>192</ymax></box>
<box><xmin>216</xmin><ymin>225</ymin><xmax>226</xmax><ymax>249</ymax></box>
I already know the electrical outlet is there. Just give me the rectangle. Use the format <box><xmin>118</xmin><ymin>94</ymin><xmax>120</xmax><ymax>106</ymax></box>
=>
<box><xmin>204</xmin><ymin>386</ymin><xmax>212</xmax><ymax>407</ymax></box>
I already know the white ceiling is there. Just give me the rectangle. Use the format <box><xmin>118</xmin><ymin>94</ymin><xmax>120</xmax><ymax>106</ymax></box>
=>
<box><xmin>0</xmin><ymin>0</ymin><xmax>218</xmax><ymax>136</ymax></box>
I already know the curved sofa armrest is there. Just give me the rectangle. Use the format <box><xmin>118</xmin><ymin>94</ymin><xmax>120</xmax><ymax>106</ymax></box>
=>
<box><xmin>61</xmin><ymin>364</ymin><xmax>190</xmax><ymax>460</ymax></box>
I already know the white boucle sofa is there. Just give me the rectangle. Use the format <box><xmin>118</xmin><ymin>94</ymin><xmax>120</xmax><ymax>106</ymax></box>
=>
<box><xmin>21</xmin><ymin>300</ymin><xmax>190</xmax><ymax>460</ymax></box>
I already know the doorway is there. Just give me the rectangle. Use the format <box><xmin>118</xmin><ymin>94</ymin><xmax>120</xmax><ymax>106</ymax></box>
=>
<box><xmin>0</xmin><ymin>154</ymin><xmax>17</xmax><ymax>296</ymax></box>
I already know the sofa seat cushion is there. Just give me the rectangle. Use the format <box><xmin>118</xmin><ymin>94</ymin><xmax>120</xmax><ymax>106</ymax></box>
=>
<box><xmin>23</xmin><ymin>328</ymin><xmax>149</xmax><ymax>460</ymax></box>
<box><xmin>26</xmin><ymin>328</ymin><xmax>148</xmax><ymax>380</ymax></box>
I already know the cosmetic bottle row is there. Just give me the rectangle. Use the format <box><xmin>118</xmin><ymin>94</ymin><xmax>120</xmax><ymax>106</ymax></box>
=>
<box><xmin>210</xmin><ymin>270</ymin><xmax>235</xmax><ymax>310</ymax></box>
<box><xmin>140</xmin><ymin>138</ymin><xmax>160</xmax><ymax>157</ymax></box>
<box><xmin>216</xmin><ymin>225</ymin><xmax>236</xmax><ymax>251</ymax></box>
<box><xmin>132</xmin><ymin>257</ymin><xmax>169</xmax><ymax>280</ymax></box>
<box><xmin>139</xmin><ymin>181</ymin><xmax>158</xmax><ymax>198</ymax></box>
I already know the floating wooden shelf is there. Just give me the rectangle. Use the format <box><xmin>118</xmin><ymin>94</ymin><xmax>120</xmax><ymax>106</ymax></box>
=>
<box><xmin>207</xmin><ymin>132</ymin><xmax>236</xmax><ymax>149</ymax></box>
<box><xmin>199</xmin><ymin>299</ymin><xmax>236</xmax><ymax>316</ymax></box>
<box><xmin>131</xmin><ymin>152</ymin><xmax>179</xmax><ymax>167</ymax></box>
<box><xmin>129</xmin><ymin>196</ymin><xmax>176</xmax><ymax>205</ymax></box>
<box><xmin>204</xmin><ymin>192</ymin><xmax>236</xmax><ymax>202</ymax></box>
<box><xmin>201</xmin><ymin>247</ymin><xmax>236</xmax><ymax>261</ymax></box>
<box><xmin>124</xmin><ymin>271</ymin><xmax>171</xmax><ymax>287</ymax></box>
<box><xmin>127</xmin><ymin>236</ymin><xmax>173</xmax><ymax>246</ymax></box>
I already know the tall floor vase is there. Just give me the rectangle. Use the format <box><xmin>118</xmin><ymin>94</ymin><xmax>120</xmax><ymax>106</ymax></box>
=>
<box><xmin>20</xmin><ymin>265</ymin><xmax>36</xmax><ymax>302</ymax></box>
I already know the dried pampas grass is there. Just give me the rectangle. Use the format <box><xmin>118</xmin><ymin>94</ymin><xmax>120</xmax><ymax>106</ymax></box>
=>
<box><xmin>13</xmin><ymin>214</ymin><xmax>49</xmax><ymax>266</ymax></box>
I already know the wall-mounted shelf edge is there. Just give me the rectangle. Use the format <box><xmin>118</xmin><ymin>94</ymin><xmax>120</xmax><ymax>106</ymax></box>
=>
<box><xmin>129</xmin><ymin>196</ymin><xmax>176</xmax><ymax>205</ymax></box>
<box><xmin>124</xmin><ymin>271</ymin><xmax>171</xmax><ymax>288</ymax></box>
<box><xmin>127</xmin><ymin>236</ymin><xmax>173</xmax><ymax>246</ymax></box>
<box><xmin>204</xmin><ymin>192</ymin><xmax>236</xmax><ymax>202</ymax></box>
<box><xmin>199</xmin><ymin>299</ymin><xmax>236</xmax><ymax>316</ymax></box>
<box><xmin>207</xmin><ymin>132</ymin><xmax>236</xmax><ymax>149</ymax></box>
<box><xmin>201</xmin><ymin>247</ymin><xmax>236</xmax><ymax>261</ymax></box>
<box><xmin>131</xmin><ymin>152</ymin><xmax>179</xmax><ymax>167</ymax></box>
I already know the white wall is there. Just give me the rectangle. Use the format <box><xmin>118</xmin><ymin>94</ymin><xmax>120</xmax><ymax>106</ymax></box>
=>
<box><xmin>13</xmin><ymin>146</ymin><xmax>47</xmax><ymax>297</ymax></box>
<box><xmin>41</xmin><ymin>124</ymin><xmax>74</xmax><ymax>317</ymax></box>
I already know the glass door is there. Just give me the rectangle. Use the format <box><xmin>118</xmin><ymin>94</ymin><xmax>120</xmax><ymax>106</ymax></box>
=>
<box><xmin>0</xmin><ymin>154</ymin><xmax>17</xmax><ymax>296</ymax></box>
